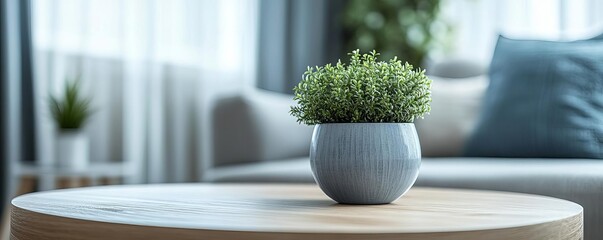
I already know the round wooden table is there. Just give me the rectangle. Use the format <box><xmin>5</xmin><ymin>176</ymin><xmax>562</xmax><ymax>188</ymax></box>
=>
<box><xmin>11</xmin><ymin>184</ymin><xmax>583</xmax><ymax>240</ymax></box>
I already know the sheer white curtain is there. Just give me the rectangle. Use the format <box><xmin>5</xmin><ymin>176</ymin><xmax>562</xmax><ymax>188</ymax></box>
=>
<box><xmin>440</xmin><ymin>0</ymin><xmax>603</xmax><ymax>62</ymax></box>
<box><xmin>32</xmin><ymin>0</ymin><xmax>258</xmax><ymax>183</ymax></box>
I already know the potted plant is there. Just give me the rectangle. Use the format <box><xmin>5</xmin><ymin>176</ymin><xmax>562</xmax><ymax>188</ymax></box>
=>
<box><xmin>49</xmin><ymin>80</ymin><xmax>93</xmax><ymax>170</ymax></box>
<box><xmin>291</xmin><ymin>50</ymin><xmax>431</xmax><ymax>204</ymax></box>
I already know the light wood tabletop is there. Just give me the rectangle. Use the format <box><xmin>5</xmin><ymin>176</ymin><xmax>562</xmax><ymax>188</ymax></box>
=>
<box><xmin>11</xmin><ymin>184</ymin><xmax>583</xmax><ymax>240</ymax></box>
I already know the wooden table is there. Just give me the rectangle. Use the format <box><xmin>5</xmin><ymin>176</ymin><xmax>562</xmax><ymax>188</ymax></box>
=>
<box><xmin>2</xmin><ymin>162</ymin><xmax>140</xmax><ymax>240</ymax></box>
<box><xmin>10</xmin><ymin>184</ymin><xmax>583</xmax><ymax>240</ymax></box>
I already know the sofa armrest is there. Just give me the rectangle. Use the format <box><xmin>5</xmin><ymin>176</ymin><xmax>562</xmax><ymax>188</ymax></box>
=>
<box><xmin>211</xmin><ymin>89</ymin><xmax>313</xmax><ymax>167</ymax></box>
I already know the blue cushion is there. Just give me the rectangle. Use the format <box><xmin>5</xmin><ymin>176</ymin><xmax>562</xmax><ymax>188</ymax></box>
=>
<box><xmin>592</xmin><ymin>33</ymin><xmax>603</xmax><ymax>40</ymax></box>
<box><xmin>465</xmin><ymin>35</ymin><xmax>603</xmax><ymax>158</ymax></box>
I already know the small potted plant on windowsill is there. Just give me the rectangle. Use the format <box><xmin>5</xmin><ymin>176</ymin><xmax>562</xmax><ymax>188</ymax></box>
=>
<box><xmin>291</xmin><ymin>50</ymin><xmax>432</xmax><ymax>204</ymax></box>
<box><xmin>49</xmin><ymin>80</ymin><xmax>93</xmax><ymax>171</ymax></box>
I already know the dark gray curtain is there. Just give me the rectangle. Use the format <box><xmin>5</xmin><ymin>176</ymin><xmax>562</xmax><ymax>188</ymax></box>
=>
<box><xmin>1</xmin><ymin>0</ymin><xmax>36</xmax><ymax>211</ymax></box>
<box><xmin>1</xmin><ymin>0</ymin><xmax>7</xmax><ymax>214</ymax></box>
<box><xmin>257</xmin><ymin>0</ymin><xmax>345</xmax><ymax>94</ymax></box>
<box><xmin>19</xmin><ymin>0</ymin><xmax>36</xmax><ymax>163</ymax></box>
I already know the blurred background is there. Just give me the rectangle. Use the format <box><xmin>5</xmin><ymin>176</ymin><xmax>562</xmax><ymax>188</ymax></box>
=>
<box><xmin>2</xmin><ymin>0</ymin><xmax>603</xmax><ymax>238</ymax></box>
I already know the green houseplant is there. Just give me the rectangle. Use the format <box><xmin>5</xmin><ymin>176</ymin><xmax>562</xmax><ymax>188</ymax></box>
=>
<box><xmin>50</xmin><ymin>80</ymin><xmax>93</xmax><ymax>129</ymax></box>
<box><xmin>291</xmin><ymin>50</ymin><xmax>431</xmax><ymax>204</ymax></box>
<box><xmin>49</xmin><ymin>80</ymin><xmax>93</xmax><ymax>170</ymax></box>
<box><xmin>341</xmin><ymin>0</ymin><xmax>451</xmax><ymax>67</ymax></box>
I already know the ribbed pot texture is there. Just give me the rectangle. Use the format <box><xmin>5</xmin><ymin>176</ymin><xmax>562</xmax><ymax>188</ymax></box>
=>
<box><xmin>310</xmin><ymin>123</ymin><xmax>421</xmax><ymax>204</ymax></box>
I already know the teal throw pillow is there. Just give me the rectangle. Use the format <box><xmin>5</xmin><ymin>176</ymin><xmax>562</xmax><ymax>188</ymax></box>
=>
<box><xmin>465</xmin><ymin>35</ymin><xmax>603</xmax><ymax>158</ymax></box>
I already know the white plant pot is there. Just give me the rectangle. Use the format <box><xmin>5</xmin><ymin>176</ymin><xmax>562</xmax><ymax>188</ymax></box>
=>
<box><xmin>56</xmin><ymin>130</ymin><xmax>89</xmax><ymax>171</ymax></box>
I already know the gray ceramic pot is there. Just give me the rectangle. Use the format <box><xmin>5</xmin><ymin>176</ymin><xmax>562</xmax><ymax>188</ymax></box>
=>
<box><xmin>310</xmin><ymin>123</ymin><xmax>421</xmax><ymax>204</ymax></box>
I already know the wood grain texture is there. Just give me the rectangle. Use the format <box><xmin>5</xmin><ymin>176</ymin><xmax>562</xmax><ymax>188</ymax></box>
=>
<box><xmin>3</xmin><ymin>176</ymin><xmax>37</xmax><ymax>240</ymax></box>
<box><xmin>1</xmin><ymin>203</ymin><xmax>9</xmax><ymax>240</ymax></box>
<box><xmin>311</xmin><ymin>123</ymin><xmax>421</xmax><ymax>204</ymax></box>
<box><xmin>11</xmin><ymin>184</ymin><xmax>583</xmax><ymax>240</ymax></box>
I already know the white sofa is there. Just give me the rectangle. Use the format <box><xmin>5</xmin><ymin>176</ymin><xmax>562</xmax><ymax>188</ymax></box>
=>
<box><xmin>206</xmin><ymin>67</ymin><xmax>603</xmax><ymax>239</ymax></box>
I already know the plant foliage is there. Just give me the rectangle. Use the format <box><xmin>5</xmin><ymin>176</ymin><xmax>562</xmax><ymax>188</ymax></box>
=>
<box><xmin>341</xmin><ymin>0</ymin><xmax>452</xmax><ymax>67</ymax></box>
<box><xmin>291</xmin><ymin>50</ymin><xmax>431</xmax><ymax>125</ymax></box>
<box><xmin>49</xmin><ymin>79</ymin><xmax>93</xmax><ymax>129</ymax></box>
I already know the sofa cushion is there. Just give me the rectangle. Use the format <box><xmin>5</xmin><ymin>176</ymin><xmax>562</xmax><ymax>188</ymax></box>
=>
<box><xmin>206</xmin><ymin>157</ymin><xmax>315</xmax><ymax>183</ymax></box>
<box><xmin>415</xmin><ymin>75</ymin><xmax>488</xmax><ymax>157</ymax></box>
<box><xmin>208</xmin><ymin>157</ymin><xmax>603</xmax><ymax>187</ymax></box>
<box><xmin>427</xmin><ymin>59</ymin><xmax>486</xmax><ymax>78</ymax></box>
<box><xmin>465</xmin><ymin>35</ymin><xmax>603</xmax><ymax>158</ymax></box>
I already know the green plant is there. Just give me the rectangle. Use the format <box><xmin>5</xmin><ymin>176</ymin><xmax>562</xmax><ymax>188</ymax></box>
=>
<box><xmin>49</xmin><ymin>79</ymin><xmax>93</xmax><ymax>129</ymax></box>
<box><xmin>290</xmin><ymin>50</ymin><xmax>431</xmax><ymax>125</ymax></box>
<box><xmin>341</xmin><ymin>0</ymin><xmax>452</xmax><ymax>67</ymax></box>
